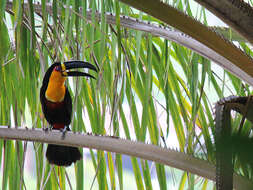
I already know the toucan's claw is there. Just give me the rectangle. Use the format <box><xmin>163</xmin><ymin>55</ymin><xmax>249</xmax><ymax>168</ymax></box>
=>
<box><xmin>43</xmin><ymin>126</ymin><xmax>52</xmax><ymax>133</ymax></box>
<box><xmin>43</xmin><ymin>127</ymin><xmax>49</xmax><ymax>133</ymax></box>
<box><xmin>60</xmin><ymin>126</ymin><xmax>70</xmax><ymax>139</ymax></box>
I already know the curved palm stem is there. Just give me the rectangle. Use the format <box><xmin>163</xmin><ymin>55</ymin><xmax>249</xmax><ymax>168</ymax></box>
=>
<box><xmin>0</xmin><ymin>126</ymin><xmax>252</xmax><ymax>189</ymax></box>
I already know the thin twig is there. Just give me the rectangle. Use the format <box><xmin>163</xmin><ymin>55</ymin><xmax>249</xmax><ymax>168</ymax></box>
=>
<box><xmin>53</xmin><ymin>167</ymin><xmax>63</xmax><ymax>190</ymax></box>
<box><xmin>41</xmin><ymin>165</ymin><xmax>53</xmax><ymax>190</ymax></box>
<box><xmin>65</xmin><ymin>171</ymin><xmax>73</xmax><ymax>190</ymax></box>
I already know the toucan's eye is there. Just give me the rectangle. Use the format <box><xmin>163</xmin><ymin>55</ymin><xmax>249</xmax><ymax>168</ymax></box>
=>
<box><xmin>54</xmin><ymin>66</ymin><xmax>61</xmax><ymax>72</ymax></box>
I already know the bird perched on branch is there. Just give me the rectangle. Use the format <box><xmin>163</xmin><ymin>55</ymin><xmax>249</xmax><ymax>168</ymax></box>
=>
<box><xmin>40</xmin><ymin>61</ymin><xmax>97</xmax><ymax>166</ymax></box>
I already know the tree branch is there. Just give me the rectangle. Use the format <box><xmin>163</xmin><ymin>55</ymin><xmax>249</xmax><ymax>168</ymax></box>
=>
<box><xmin>194</xmin><ymin>0</ymin><xmax>253</xmax><ymax>44</ymax></box>
<box><xmin>5</xmin><ymin>1</ymin><xmax>253</xmax><ymax>85</ymax></box>
<box><xmin>119</xmin><ymin>0</ymin><xmax>253</xmax><ymax>86</ymax></box>
<box><xmin>0</xmin><ymin>126</ymin><xmax>251</xmax><ymax>189</ymax></box>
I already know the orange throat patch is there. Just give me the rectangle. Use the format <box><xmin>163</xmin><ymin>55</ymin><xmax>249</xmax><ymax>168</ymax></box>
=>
<box><xmin>45</xmin><ymin>70</ymin><xmax>66</xmax><ymax>102</ymax></box>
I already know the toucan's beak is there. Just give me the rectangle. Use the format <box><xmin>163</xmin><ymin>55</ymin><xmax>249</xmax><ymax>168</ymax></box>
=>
<box><xmin>61</xmin><ymin>61</ymin><xmax>98</xmax><ymax>79</ymax></box>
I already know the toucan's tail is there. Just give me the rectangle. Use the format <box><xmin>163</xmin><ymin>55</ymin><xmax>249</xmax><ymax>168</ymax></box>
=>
<box><xmin>46</xmin><ymin>144</ymin><xmax>82</xmax><ymax>166</ymax></box>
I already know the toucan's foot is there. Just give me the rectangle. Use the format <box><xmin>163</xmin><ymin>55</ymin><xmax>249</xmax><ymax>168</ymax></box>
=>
<box><xmin>60</xmin><ymin>126</ymin><xmax>69</xmax><ymax>139</ymax></box>
<box><xmin>43</xmin><ymin>126</ymin><xmax>52</xmax><ymax>133</ymax></box>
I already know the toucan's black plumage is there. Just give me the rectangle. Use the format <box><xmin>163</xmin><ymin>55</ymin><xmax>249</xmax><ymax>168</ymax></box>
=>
<box><xmin>40</xmin><ymin>61</ymin><xmax>97</xmax><ymax>166</ymax></box>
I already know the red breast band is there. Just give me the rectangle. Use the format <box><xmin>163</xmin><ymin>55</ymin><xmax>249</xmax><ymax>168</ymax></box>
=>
<box><xmin>53</xmin><ymin>123</ymin><xmax>65</xmax><ymax>129</ymax></box>
<box><xmin>45</xmin><ymin>99</ymin><xmax>64</xmax><ymax>109</ymax></box>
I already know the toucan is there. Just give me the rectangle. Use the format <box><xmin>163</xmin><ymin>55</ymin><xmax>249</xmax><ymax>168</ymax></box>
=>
<box><xmin>40</xmin><ymin>61</ymin><xmax>97</xmax><ymax>166</ymax></box>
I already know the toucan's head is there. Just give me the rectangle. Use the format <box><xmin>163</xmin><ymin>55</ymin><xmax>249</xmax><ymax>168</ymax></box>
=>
<box><xmin>42</xmin><ymin>60</ymin><xmax>97</xmax><ymax>102</ymax></box>
<box><xmin>43</xmin><ymin>61</ymin><xmax>97</xmax><ymax>84</ymax></box>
